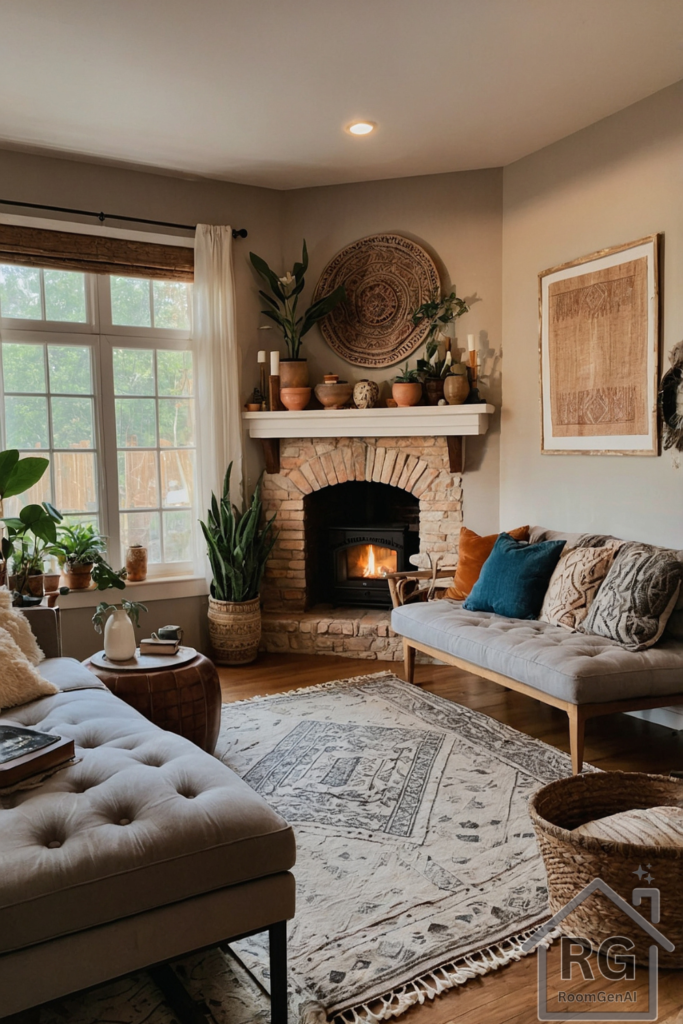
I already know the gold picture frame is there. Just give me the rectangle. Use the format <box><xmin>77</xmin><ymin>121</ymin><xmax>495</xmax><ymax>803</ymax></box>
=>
<box><xmin>539</xmin><ymin>235</ymin><xmax>660</xmax><ymax>456</ymax></box>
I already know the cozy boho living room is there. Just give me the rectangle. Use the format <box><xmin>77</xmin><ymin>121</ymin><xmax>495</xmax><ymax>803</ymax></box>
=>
<box><xmin>1</xmin><ymin>4</ymin><xmax>683</xmax><ymax>1024</ymax></box>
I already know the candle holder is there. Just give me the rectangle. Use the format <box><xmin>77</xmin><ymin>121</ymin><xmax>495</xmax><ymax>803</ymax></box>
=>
<box><xmin>465</xmin><ymin>349</ymin><xmax>484</xmax><ymax>404</ymax></box>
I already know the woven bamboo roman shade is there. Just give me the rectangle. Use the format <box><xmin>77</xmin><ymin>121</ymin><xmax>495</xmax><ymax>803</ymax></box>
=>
<box><xmin>0</xmin><ymin>224</ymin><xmax>194</xmax><ymax>281</ymax></box>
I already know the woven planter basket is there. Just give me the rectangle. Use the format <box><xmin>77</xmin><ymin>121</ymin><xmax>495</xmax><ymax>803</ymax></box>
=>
<box><xmin>529</xmin><ymin>772</ymin><xmax>683</xmax><ymax>967</ymax></box>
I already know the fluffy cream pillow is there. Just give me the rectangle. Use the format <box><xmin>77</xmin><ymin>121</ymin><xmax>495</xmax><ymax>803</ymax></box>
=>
<box><xmin>0</xmin><ymin>588</ymin><xmax>44</xmax><ymax>664</ymax></box>
<box><xmin>573</xmin><ymin>806</ymin><xmax>683</xmax><ymax>848</ymax></box>
<box><xmin>0</xmin><ymin>627</ymin><xmax>58</xmax><ymax>709</ymax></box>
<box><xmin>539</xmin><ymin>543</ymin><xmax>620</xmax><ymax>632</ymax></box>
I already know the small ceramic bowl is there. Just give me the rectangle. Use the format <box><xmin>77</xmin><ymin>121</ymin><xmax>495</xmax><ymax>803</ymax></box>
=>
<box><xmin>314</xmin><ymin>382</ymin><xmax>354</xmax><ymax>409</ymax></box>
<box><xmin>246</xmin><ymin>403</ymin><xmax>261</xmax><ymax>412</ymax></box>
<box><xmin>280</xmin><ymin>387</ymin><xmax>311</xmax><ymax>411</ymax></box>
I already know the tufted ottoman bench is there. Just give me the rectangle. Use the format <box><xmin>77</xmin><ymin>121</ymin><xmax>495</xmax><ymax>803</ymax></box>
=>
<box><xmin>0</xmin><ymin>654</ymin><xmax>295</xmax><ymax>1022</ymax></box>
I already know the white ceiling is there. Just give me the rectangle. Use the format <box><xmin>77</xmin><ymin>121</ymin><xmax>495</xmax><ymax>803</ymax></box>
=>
<box><xmin>0</xmin><ymin>0</ymin><xmax>682</xmax><ymax>191</ymax></box>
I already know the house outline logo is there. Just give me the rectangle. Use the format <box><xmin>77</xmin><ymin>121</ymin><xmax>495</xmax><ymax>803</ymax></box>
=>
<box><xmin>522</xmin><ymin>877</ymin><xmax>674</xmax><ymax>1021</ymax></box>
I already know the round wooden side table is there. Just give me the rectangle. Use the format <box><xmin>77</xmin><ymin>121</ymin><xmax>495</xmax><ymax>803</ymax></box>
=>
<box><xmin>84</xmin><ymin>651</ymin><xmax>222</xmax><ymax>754</ymax></box>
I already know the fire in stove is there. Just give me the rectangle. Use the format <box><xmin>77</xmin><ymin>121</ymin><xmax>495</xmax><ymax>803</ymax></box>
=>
<box><xmin>346</xmin><ymin>543</ymin><xmax>398</xmax><ymax>580</ymax></box>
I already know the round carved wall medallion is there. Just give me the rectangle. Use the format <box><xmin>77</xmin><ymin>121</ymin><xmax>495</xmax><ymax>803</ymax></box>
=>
<box><xmin>312</xmin><ymin>233</ymin><xmax>440</xmax><ymax>368</ymax></box>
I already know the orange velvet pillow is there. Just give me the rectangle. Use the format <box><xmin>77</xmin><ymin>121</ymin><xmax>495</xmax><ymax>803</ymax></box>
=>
<box><xmin>445</xmin><ymin>525</ymin><xmax>530</xmax><ymax>600</ymax></box>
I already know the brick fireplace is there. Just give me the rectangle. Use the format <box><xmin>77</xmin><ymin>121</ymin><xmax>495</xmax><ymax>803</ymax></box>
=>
<box><xmin>260</xmin><ymin>435</ymin><xmax>463</xmax><ymax>660</ymax></box>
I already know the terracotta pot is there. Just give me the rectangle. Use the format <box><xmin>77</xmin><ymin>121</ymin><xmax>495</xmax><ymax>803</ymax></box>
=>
<box><xmin>63</xmin><ymin>562</ymin><xmax>94</xmax><ymax>590</ymax></box>
<box><xmin>353</xmin><ymin>379</ymin><xmax>380</xmax><ymax>409</ymax></box>
<box><xmin>314</xmin><ymin>382</ymin><xmax>354</xmax><ymax>409</ymax></box>
<box><xmin>280</xmin><ymin>386</ymin><xmax>311</xmax><ymax>411</ymax></box>
<box><xmin>43</xmin><ymin>573</ymin><xmax>61</xmax><ymax>595</ymax></box>
<box><xmin>126</xmin><ymin>544</ymin><xmax>148</xmax><ymax>582</ymax></box>
<box><xmin>27</xmin><ymin>574</ymin><xmax>44</xmax><ymax>597</ymax></box>
<box><xmin>208</xmin><ymin>595</ymin><xmax>261</xmax><ymax>665</ymax></box>
<box><xmin>280</xmin><ymin>359</ymin><xmax>309</xmax><ymax>388</ymax></box>
<box><xmin>392</xmin><ymin>382</ymin><xmax>422</xmax><ymax>407</ymax></box>
<box><xmin>424</xmin><ymin>378</ymin><xmax>445</xmax><ymax>405</ymax></box>
<box><xmin>443</xmin><ymin>374</ymin><xmax>470</xmax><ymax>405</ymax></box>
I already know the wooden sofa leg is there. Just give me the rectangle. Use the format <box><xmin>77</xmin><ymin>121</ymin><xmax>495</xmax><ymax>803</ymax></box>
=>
<box><xmin>403</xmin><ymin>638</ymin><xmax>416</xmax><ymax>684</ymax></box>
<box><xmin>568</xmin><ymin>706</ymin><xmax>586</xmax><ymax>775</ymax></box>
<box><xmin>269</xmin><ymin>920</ymin><xmax>288</xmax><ymax>1024</ymax></box>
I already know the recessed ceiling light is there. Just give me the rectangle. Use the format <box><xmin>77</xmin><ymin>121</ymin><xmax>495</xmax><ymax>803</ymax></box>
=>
<box><xmin>347</xmin><ymin>121</ymin><xmax>376</xmax><ymax>136</ymax></box>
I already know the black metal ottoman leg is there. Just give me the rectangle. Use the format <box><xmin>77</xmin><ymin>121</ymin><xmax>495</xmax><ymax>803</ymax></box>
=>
<box><xmin>269</xmin><ymin>920</ymin><xmax>288</xmax><ymax>1024</ymax></box>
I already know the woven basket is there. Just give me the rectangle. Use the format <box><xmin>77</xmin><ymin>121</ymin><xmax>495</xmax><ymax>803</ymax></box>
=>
<box><xmin>529</xmin><ymin>772</ymin><xmax>683</xmax><ymax>967</ymax></box>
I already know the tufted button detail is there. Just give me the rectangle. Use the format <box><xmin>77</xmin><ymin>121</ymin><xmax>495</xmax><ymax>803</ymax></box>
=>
<box><xmin>47</xmin><ymin>840</ymin><xmax>61</xmax><ymax>849</ymax></box>
<box><xmin>118</xmin><ymin>818</ymin><xmax>131</xmax><ymax>826</ymax></box>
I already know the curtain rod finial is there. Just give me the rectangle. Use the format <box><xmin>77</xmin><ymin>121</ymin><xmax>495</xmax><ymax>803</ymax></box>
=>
<box><xmin>232</xmin><ymin>228</ymin><xmax>247</xmax><ymax>239</ymax></box>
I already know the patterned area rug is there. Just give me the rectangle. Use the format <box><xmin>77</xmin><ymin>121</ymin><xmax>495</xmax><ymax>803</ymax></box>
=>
<box><xmin>39</xmin><ymin>672</ymin><xmax>575</xmax><ymax>1024</ymax></box>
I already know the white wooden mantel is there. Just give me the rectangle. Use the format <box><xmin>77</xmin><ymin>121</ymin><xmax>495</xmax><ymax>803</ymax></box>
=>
<box><xmin>242</xmin><ymin>404</ymin><xmax>495</xmax><ymax>474</ymax></box>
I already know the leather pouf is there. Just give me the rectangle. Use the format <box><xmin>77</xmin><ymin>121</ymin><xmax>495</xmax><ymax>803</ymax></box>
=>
<box><xmin>208</xmin><ymin>595</ymin><xmax>261</xmax><ymax>666</ymax></box>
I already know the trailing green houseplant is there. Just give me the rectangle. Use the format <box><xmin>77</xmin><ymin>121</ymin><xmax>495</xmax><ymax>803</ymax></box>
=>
<box><xmin>250</xmin><ymin>241</ymin><xmax>346</xmax><ymax>386</ymax></box>
<box><xmin>411</xmin><ymin>290</ymin><xmax>469</xmax><ymax>346</ymax></box>
<box><xmin>49</xmin><ymin>522</ymin><xmax>125</xmax><ymax>591</ymax></box>
<box><xmin>200</xmin><ymin>463</ymin><xmax>278</xmax><ymax>665</ymax></box>
<box><xmin>93</xmin><ymin>596</ymin><xmax>147</xmax><ymax>662</ymax></box>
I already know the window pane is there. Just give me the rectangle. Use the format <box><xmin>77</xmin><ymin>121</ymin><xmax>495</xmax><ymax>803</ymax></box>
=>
<box><xmin>113</xmin><ymin>347</ymin><xmax>155</xmax><ymax>395</ymax></box>
<box><xmin>111</xmin><ymin>276</ymin><xmax>151</xmax><ymax>327</ymax></box>
<box><xmin>48</xmin><ymin>345</ymin><xmax>92</xmax><ymax>394</ymax></box>
<box><xmin>0</xmin><ymin>265</ymin><xmax>41</xmax><ymax>319</ymax></box>
<box><xmin>4</xmin><ymin>396</ymin><xmax>48</xmax><ymax>449</ymax></box>
<box><xmin>158</xmin><ymin>398</ymin><xmax>194</xmax><ymax>447</ymax></box>
<box><xmin>161</xmin><ymin>450</ymin><xmax>194</xmax><ymax>507</ymax></box>
<box><xmin>115</xmin><ymin>398</ymin><xmax>157</xmax><ymax>448</ymax></box>
<box><xmin>51</xmin><ymin>397</ymin><xmax>94</xmax><ymax>449</ymax></box>
<box><xmin>118</xmin><ymin>450</ymin><xmax>158</xmax><ymax>509</ymax></box>
<box><xmin>53</xmin><ymin>451</ymin><xmax>98</xmax><ymax>513</ymax></box>
<box><xmin>2</xmin><ymin>343</ymin><xmax>46</xmax><ymax>392</ymax></box>
<box><xmin>157</xmin><ymin>349</ymin><xmax>193</xmax><ymax>396</ymax></box>
<box><xmin>120</xmin><ymin>511</ymin><xmax>161</xmax><ymax>564</ymax></box>
<box><xmin>163</xmin><ymin>509</ymin><xmax>192</xmax><ymax>562</ymax></box>
<box><xmin>3</xmin><ymin>455</ymin><xmax>52</xmax><ymax>518</ymax></box>
<box><xmin>153</xmin><ymin>280</ymin><xmax>190</xmax><ymax>330</ymax></box>
<box><xmin>44</xmin><ymin>270</ymin><xmax>86</xmax><ymax>322</ymax></box>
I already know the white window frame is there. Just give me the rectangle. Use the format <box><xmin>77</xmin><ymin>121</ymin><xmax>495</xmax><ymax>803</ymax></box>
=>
<box><xmin>0</xmin><ymin>265</ymin><xmax>198</xmax><ymax>579</ymax></box>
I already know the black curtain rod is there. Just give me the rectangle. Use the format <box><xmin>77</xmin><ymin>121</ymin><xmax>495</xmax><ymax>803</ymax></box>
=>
<box><xmin>0</xmin><ymin>199</ymin><xmax>247</xmax><ymax>239</ymax></box>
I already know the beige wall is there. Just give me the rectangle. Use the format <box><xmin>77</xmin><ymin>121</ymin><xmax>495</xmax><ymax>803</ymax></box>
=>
<box><xmin>60</xmin><ymin>597</ymin><xmax>209</xmax><ymax>661</ymax></box>
<box><xmin>281</xmin><ymin>169</ymin><xmax>504</xmax><ymax>533</ymax></box>
<box><xmin>501</xmin><ymin>81</ymin><xmax>683</xmax><ymax>547</ymax></box>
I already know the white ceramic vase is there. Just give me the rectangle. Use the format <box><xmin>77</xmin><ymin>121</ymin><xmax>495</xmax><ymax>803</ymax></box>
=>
<box><xmin>104</xmin><ymin>607</ymin><xmax>136</xmax><ymax>661</ymax></box>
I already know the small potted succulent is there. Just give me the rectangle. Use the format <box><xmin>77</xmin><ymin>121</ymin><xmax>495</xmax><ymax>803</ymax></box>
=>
<box><xmin>250</xmin><ymin>240</ymin><xmax>346</xmax><ymax>389</ymax></box>
<box><xmin>392</xmin><ymin>363</ymin><xmax>423</xmax><ymax>407</ymax></box>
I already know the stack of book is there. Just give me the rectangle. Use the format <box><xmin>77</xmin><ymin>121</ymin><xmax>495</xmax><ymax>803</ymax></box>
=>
<box><xmin>139</xmin><ymin>637</ymin><xmax>181</xmax><ymax>656</ymax></box>
<box><xmin>0</xmin><ymin>725</ymin><xmax>75</xmax><ymax>786</ymax></box>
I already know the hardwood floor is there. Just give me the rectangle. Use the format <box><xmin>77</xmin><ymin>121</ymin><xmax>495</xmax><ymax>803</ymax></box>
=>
<box><xmin>218</xmin><ymin>654</ymin><xmax>683</xmax><ymax>1024</ymax></box>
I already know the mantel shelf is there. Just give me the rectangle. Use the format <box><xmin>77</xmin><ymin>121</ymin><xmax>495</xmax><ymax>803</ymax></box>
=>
<box><xmin>242</xmin><ymin>404</ymin><xmax>495</xmax><ymax>475</ymax></box>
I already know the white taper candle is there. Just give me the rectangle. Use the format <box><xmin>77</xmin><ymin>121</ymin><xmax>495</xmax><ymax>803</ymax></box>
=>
<box><xmin>270</xmin><ymin>351</ymin><xmax>280</xmax><ymax>376</ymax></box>
<box><xmin>467</xmin><ymin>334</ymin><xmax>476</xmax><ymax>352</ymax></box>
<box><xmin>257</xmin><ymin>350</ymin><xmax>266</xmax><ymax>364</ymax></box>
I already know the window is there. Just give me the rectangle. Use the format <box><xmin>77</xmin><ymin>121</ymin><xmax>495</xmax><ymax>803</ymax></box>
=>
<box><xmin>0</xmin><ymin>266</ymin><xmax>195</xmax><ymax>576</ymax></box>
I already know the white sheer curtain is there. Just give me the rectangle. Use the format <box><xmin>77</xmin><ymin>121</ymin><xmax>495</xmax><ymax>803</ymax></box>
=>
<box><xmin>193</xmin><ymin>225</ymin><xmax>243</xmax><ymax>518</ymax></box>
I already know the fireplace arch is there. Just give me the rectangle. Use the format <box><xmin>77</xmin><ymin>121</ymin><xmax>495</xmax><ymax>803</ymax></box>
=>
<box><xmin>260</xmin><ymin>436</ymin><xmax>463</xmax><ymax>612</ymax></box>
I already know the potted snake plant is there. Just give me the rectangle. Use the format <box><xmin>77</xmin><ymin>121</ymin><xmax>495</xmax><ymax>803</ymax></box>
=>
<box><xmin>200</xmin><ymin>463</ymin><xmax>278</xmax><ymax>665</ymax></box>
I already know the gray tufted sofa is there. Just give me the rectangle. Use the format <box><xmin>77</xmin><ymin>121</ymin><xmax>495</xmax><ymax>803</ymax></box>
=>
<box><xmin>390</xmin><ymin>528</ymin><xmax>683</xmax><ymax>775</ymax></box>
<box><xmin>0</xmin><ymin>608</ymin><xmax>295</xmax><ymax>1022</ymax></box>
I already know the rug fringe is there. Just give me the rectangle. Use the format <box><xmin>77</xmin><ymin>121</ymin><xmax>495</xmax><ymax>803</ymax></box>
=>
<box><xmin>221</xmin><ymin>670</ymin><xmax>397</xmax><ymax>709</ymax></box>
<box><xmin>331</xmin><ymin>926</ymin><xmax>560</xmax><ymax>1024</ymax></box>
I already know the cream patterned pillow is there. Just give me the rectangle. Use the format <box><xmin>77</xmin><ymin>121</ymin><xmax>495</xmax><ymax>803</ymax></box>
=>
<box><xmin>0</xmin><ymin>588</ymin><xmax>44</xmax><ymax>664</ymax></box>
<box><xmin>539</xmin><ymin>543</ymin><xmax>620</xmax><ymax>631</ymax></box>
<box><xmin>0</xmin><ymin>627</ymin><xmax>58</xmax><ymax>709</ymax></box>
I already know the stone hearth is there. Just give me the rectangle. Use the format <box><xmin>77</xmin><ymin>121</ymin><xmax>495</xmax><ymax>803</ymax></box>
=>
<box><xmin>260</xmin><ymin>435</ymin><xmax>462</xmax><ymax>660</ymax></box>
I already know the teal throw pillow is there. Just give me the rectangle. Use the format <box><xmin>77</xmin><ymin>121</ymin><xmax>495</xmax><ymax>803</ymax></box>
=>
<box><xmin>463</xmin><ymin>533</ymin><xmax>566</xmax><ymax>620</ymax></box>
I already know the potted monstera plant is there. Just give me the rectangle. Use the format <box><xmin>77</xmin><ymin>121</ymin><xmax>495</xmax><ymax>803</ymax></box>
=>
<box><xmin>200</xmin><ymin>463</ymin><xmax>278</xmax><ymax>666</ymax></box>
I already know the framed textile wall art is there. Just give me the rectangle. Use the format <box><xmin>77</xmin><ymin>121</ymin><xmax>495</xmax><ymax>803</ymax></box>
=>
<box><xmin>539</xmin><ymin>235</ymin><xmax>659</xmax><ymax>456</ymax></box>
<box><xmin>312</xmin><ymin>233</ymin><xmax>440</xmax><ymax>368</ymax></box>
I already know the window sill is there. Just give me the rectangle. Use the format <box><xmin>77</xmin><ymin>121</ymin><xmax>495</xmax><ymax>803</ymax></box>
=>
<box><xmin>58</xmin><ymin>575</ymin><xmax>209</xmax><ymax>609</ymax></box>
